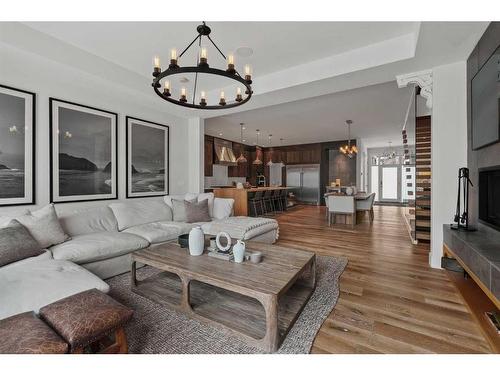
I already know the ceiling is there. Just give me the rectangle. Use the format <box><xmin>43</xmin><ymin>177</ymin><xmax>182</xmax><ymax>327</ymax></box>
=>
<box><xmin>23</xmin><ymin>22</ymin><xmax>417</xmax><ymax>81</ymax></box>
<box><xmin>205</xmin><ymin>81</ymin><xmax>414</xmax><ymax>147</ymax></box>
<box><xmin>0</xmin><ymin>21</ymin><xmax>488</xmax><ymax>146</ymax></box>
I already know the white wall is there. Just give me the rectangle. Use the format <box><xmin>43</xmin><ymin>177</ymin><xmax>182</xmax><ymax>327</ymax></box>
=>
<box><xmin>430</xmin><ymin>61</ymin><xmax>468</xmax><ymax>268</ymax></box>
<box><xmin>0</xmin><ymin>42</ymin><xmax>192</xmax><ymax>217</ymax></box>
<box><xmin>187</xmin><ymin>117</ymin><xmax>205</xmax><ymax>193</ymax></box>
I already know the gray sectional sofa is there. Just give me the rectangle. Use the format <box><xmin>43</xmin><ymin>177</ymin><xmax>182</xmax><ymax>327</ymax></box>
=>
<box><xmin>0</xmin><ymin>193</ymin><xmax>279</xmax><ymax>320</ymax></box>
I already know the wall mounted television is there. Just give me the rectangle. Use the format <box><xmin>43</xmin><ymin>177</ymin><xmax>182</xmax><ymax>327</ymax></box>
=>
<box><xmin>471</xmin><ymin>44</ymin><xmax>500</xmax><ymax>150</ymax></box>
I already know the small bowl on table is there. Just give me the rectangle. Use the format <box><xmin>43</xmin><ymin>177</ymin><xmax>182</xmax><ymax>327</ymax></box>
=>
<box><xmin>178</xmin><ymin>234</ymin><xmax>190</xmax><ymax>248</ymax></box>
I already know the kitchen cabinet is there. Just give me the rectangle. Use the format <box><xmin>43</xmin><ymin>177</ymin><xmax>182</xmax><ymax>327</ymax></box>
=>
<box><xmin>228</xmin><ymin>142</ymin><xmax>249</xmax><ymax>178</ymax></box>
<box><xmin>204</xmin><ymin>136</ymin><xmax>214</xmax><ymax>176</ymax></box>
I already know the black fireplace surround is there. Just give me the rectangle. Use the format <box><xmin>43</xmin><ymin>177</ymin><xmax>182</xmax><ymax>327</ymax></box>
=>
<box><xmin>479</xmin><ymin>166</ymin><xmax>500</xmax><ymax>231</ymax></box>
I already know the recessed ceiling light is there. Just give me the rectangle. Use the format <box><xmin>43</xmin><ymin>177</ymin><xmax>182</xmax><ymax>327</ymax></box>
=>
<box><xmin>179</xmin><ymin>77</ymin><xmax>190</xmax><ymax>83</ymax></box>
<box><xmin>219</xmin><ymin>133</ymin><xmax>223</xmax><ymax>136</ymax></box>
<box><xmin>242</xmin><ymin>139</ymin><xmax>246</xmax><ymax>142</ymax></box>
<box><xmin>236</xmin><ymin>47</ymin><xmax>253</xmax><ymax>58</ymax></box>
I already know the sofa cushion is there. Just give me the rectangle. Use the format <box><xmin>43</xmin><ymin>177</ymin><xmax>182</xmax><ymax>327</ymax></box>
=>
<box><xmin>109</xmin><ymin>200</ymin><xmax>173</xmax><ymax>231</ymax></box>
<box><xmin>185</xmin><ymin>199</ymin><xmax>211</xmax><ymax>223</ymax></box>
<box><xmin>201</xmin><ymin>216</ymin><xmax>279</xmax><ymax>241</ymax></box>
<box><xmin>50</xmin><ymin>232</ymin><xmax>149</xmax><ymax>264</ymax></box>
<box><xmin>0</xmin><ymin>220</ymin><xmax>45</xmax><ymax>267</ymax></box>
<box><xmin>123</xmin><ymin>221</ymin><xmax>201</xmax><ymax>244</ymax></box>
<box><xmin>213</xmin><ymin>198</ymin><xmax>235</xmax><ymax>220</ymax></box>
<box><xmin>0</xmin><ymin>259</ymin><xmax>109</xmax><ymax>320</ymax></box>
<box><xmin>16</xmin><ymin>204</ymin><xmax>69</xmax><ymax>248</ymax></box>
<box><xmin>57</xmin><ymin>206</ymin><xmax>119</xmax><ymax>236</ymax></box>
<box><xmin>123</xmin><ymin>222</ymin><xmax>181</xmax><ymax>244</ymax></box>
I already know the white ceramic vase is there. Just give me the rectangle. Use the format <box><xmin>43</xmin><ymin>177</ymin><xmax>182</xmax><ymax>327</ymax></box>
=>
<box><xmin>232</xmin><ymin>240</ymin><xmax>246</xmax><ymax>263</ymax></box>
<box><xmin>189</xmin><ymin>226</ymin><xmax>204</xmax><ymax>256</ymax></box>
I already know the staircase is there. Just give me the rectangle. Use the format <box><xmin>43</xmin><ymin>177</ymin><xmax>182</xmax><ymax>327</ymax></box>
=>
<box><xmin>415</xmin><ymin>115</ymin><xmax>431</xmax><ymax>244</ymax></box>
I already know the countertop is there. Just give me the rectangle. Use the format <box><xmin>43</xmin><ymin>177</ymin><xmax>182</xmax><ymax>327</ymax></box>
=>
<box><xmin>213</xmin><ymin>186</ymin><xmax>291</xmax><ymax>192</ymax></box>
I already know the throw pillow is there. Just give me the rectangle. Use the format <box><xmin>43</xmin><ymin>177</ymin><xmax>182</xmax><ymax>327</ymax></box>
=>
<box><xmin>17</xmin><ymin>204</ymin><xmax>69</xmax><ymax>248</ymax></box>
<box><xmin>171</xmin><ymin>198</ymin><xmax>196</xmax><ymax>222</ymax></box>
<box><xmin>0</xmin><ymin>220</ymin><xmax>45</xmax><ymax>267</ymax></box>
<box><xmin>185</xmin><ymin>199</ymin><xmax>211</xmax><ymax>223</ymax></box>
<box><xmin>212</xmin><ymin>198</ymin><xmax>235</xmax><ymax>220</ymax></box>
<box><xmin>197</xmin><ymin>192</ymin><xmax>215</xmax><ymax>217</ymax></box>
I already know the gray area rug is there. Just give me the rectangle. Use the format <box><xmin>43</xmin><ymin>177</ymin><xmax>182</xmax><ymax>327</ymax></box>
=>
<box><xmin>108</xmin><ymin>255</ymin><xmax>347</xmax><ymax>354</ymax></box>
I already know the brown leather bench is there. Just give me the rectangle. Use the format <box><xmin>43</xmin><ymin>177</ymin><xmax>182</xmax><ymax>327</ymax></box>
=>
<box><xmin>0</xmin><ymin>312</ymin><xmax>68</xmax><ymax>354</ymax></box>
<box><xmin>39</xmin><ymin>289</ymin><xmax>133</xmax><ymax>354</ymax></box>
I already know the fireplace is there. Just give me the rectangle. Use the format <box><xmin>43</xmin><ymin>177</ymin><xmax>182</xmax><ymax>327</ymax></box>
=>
<box><xmin>478</xmin><ymin>166</ymin><xmax>500</xmax><ymax>231</ymax></box>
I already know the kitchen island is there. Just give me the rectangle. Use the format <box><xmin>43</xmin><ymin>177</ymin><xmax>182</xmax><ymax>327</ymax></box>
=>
<box><xmin>213</xmin><ymin>187</ymin><xmax>290</xmax><ymax>216</ymax></box>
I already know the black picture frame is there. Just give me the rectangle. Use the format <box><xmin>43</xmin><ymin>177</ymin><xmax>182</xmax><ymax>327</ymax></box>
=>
<box><xmin>0</xmin><ymin>84</ymin><xmax>36</xmax><ymax>206</ymax></box>
<box><xmin>125</xmin><ymin>116</ymin><xmax>169</xmax><ymax>198</ymax></box>
<box><xmin>49</xmin><ymin>98</ymin><xmax>118</xmax><ymax>203</ymax></box>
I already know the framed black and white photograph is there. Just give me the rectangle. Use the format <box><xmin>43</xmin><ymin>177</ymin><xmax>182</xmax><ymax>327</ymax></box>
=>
<box><xmin>0</xmin><ymin>84</ymin><xmax>36</xmax><ymax>206</ymax></box>
<box><xmin>50</xmin><ymin>98</ymin><xmax>118</xmax><ymax>203</ymax></box>
<box><xmin>126</xmin><ymin>116</ymin><xmax>169</xmax><ymax>198</ymax></box>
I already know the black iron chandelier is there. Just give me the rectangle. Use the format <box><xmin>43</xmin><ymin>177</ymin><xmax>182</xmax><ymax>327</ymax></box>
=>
<box><xmin>152</xmin><ymin>22</ymin><xmax>253</xmax><ymax>110</ymax></box>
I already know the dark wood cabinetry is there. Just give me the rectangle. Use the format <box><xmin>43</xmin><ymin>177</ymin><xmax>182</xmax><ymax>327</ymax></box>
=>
<box><xmin>228</xmin><ymin>142</ymin><xmax>249</xmax><ymax>178</ymax></box>
<box><xmin>204</xmin><ymin>136</ymin><xmax>214</xmax><ymax>177</ymax></box>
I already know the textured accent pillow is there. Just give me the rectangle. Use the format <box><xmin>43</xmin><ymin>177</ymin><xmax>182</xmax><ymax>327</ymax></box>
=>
<box><xmin>0</xmin><ymin>220</ymin><xmax>45</xmax><ymax>267</ymax></box>
<box><xmin>172</xmin><ymin>198</ymin><xmax>196</xmax><ymax>222</ymax></box>
<box><xmin>185</xmin><ymin>199</ymin><xmax>211</xmax><ymax>223</ymax></box>
<box><xmin>17</xmin><ymin>204</ymin><xmax>69</xmax><ymax>248</ymax></box>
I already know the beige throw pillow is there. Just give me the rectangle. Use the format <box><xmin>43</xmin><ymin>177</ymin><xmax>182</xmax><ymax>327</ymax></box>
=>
<box><xmin>185</xmin><ymin>199</ymin><xmax>211</xmax><ymax>223</ymax></box>
<box><xmin>17</xmin><ymin>204</ymin><xmax>69</xmax><ymax>248</ymax></box>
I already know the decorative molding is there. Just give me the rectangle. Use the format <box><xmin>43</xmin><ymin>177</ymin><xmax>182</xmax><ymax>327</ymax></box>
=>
<box><xmin>396</xmin><ymin>69</ymin><xmax>433</xmax><ymax>109</ymax></box>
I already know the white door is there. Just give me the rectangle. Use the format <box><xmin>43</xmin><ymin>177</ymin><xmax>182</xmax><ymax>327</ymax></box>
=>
<box><xmin>380</xmin><ymin>166</ymin><xmax>400</xmax><ymax>202</ymax></box>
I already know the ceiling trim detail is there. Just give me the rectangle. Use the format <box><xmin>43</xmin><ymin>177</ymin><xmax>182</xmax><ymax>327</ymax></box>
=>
<box><xmin>396</xmin><ymin>69</ymin><xmax>433</xmax><ymax>109</ymax></box>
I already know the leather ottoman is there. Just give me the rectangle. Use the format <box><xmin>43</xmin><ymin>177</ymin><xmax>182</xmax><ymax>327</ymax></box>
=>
<box><xmin>0</xmin><ymin>312</ymin><xmax>68</xmax><ymax>354</ymax></box>
<box><xmin>39</xmin><ymin>289</ymin><xmax>133</xmax><ymax>354</ymax></box>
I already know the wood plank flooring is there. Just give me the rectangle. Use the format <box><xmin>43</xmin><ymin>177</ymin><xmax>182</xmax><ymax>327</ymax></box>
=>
<box><xmin>274</xmin><ymin>205</ymin><xmax>492</xmax><ymax>353</ymax></box>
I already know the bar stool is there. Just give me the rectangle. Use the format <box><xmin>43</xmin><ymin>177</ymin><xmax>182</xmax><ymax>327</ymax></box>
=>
<box><xmin>248</xmin><ymin>191</ymin><xmax>264</xmax><ymax>217</ymax></box>
<box><xmin>262</xmin><ymin>190</ymin><xmax>275</xmax><ymax>215</ymax></box>
<box><xmin>280</xmin><ymin>189</ymin><xmax>288</xmax><ymax>211</ymax></box>
<box><xmin>272</xmin><ymin>189</ymin><xmax>283</xmax><ymax>212</ymax></box>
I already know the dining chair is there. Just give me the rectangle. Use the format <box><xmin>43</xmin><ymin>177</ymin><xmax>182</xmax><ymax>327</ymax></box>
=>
<box><xmin>327</xmin><ymin>195</ymin><xmax>356</xmax><ymax>228</ymax></box>
<box><xmin>355</xmin><ymin>192</ymin><xmax>376</xmax><ymax>223</ymax></box>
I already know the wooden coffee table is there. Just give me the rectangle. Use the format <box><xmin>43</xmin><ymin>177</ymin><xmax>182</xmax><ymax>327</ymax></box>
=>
<box><xmin>131</xmin><ymin>242</ymin><xmax>316</xmax><ymax>353</ymax></box>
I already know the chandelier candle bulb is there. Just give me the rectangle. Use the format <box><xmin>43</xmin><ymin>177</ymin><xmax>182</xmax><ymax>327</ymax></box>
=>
<box><xmin>153</xmin><ymin>56</ymin><xmax>161</xmax><ymax>76</ymax></box>
<box><xmin>169</xmin><ymin>48</ymin><xmax>178</xmax><ymax>68</ymax></box>
<box><xmin>244</xmin><ymin>65</ymin><xmax>252</xmax><ymax>83</ymax></box>
<box><xmin>163</xmin><ymin>81</ymin><xmax>171</xmax><ymax>96</ymax></box>
<box><xmin>227</xmin><ymin>54</ymin><xmax>235</xmax><ymax>73</ymax></box>
<box><xmin>236</xmin><ymin>87</ymin><xmax>243</xmax><ymax>102</ymax></box>
<box><xmin>219</xmin><ymin>91</ymin><xmax>226</xmax><ymax>106</ymax></box>
<box><xmin>199</xmin><ymin>47</ymin><xmax>208</xmax><ymax>67</ymax></box>
<box><xmin>180</xmin><ymin>87</ymin><xmax>187</xmax><ymax>103</ymax></box>
<box><xmin>200</xmin><ymin>91</ymin><xmax>207</xmax><ymax>107</ymax></box>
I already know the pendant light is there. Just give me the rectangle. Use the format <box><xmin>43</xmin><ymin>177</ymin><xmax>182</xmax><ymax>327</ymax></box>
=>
<box><xmin>266</xmin><ymin>134</ymin><xmax>273</xmax><ymax>166</ymax></box>
<box><xmin>252</xmin><ymin>129</ymin><xmax>263</xmax><ymax>165</ymax></box>
<box><xmin>339</xmin><ymin>120</ymin><xmax>358</xmax><ymax>158</ymax></box>
<box><xmin>236</xmin><ymin>123</ymin><xmax>247</xmax><ymax>163</ymax></box>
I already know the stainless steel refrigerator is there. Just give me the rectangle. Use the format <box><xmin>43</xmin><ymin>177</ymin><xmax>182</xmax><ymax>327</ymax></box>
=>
<box><xmin>286</xmin><ymin>164</ymin><xmax>321</xmax><ymax>205</ymax></box>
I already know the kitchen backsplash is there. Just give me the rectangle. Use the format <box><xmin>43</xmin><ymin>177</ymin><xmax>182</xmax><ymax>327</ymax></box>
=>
<box><xmin>204</xmin><ymin>164</ymin><xmax>246</xmax><ymax>188</ymax></box>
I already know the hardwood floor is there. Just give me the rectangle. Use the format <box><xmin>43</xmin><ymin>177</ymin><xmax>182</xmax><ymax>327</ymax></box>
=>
<box><xmin>274</xmin><ymin>205</ymin><xmax>492</xmax><ymax>353</ymax></box>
